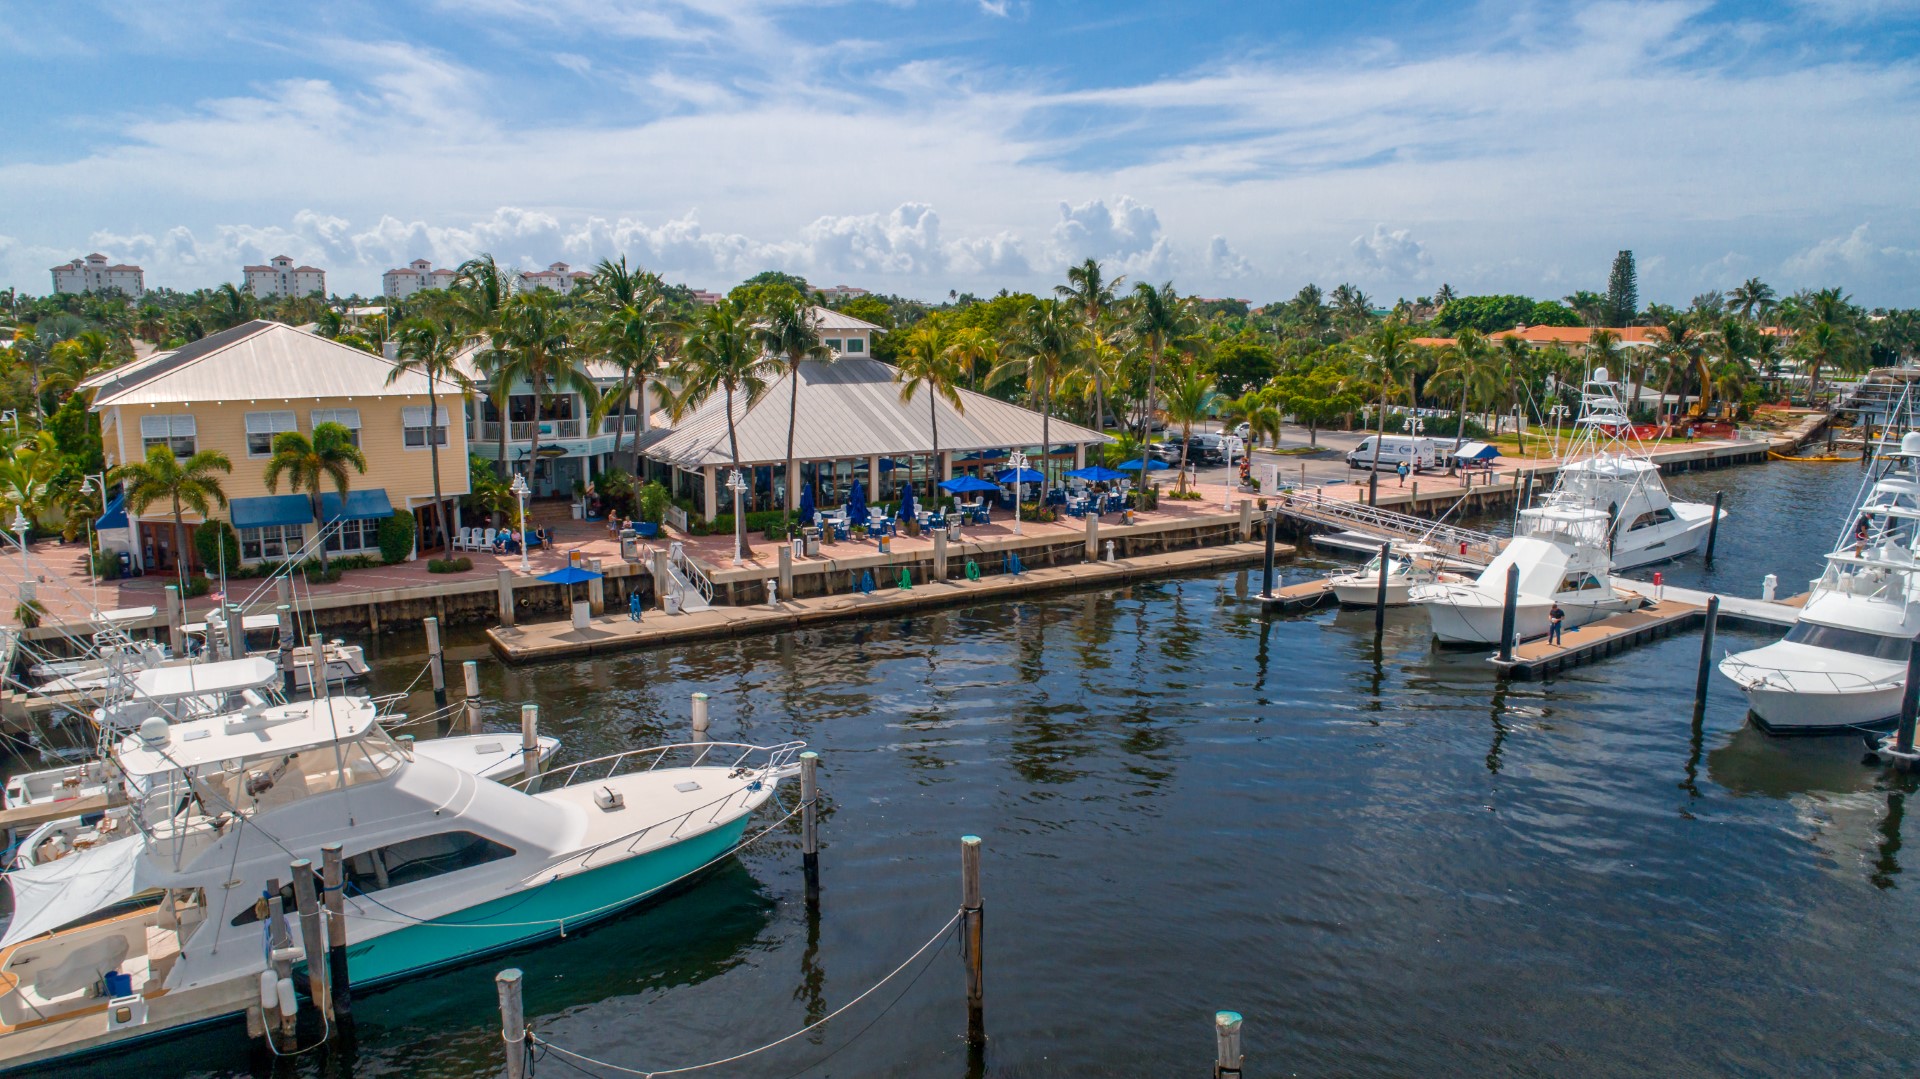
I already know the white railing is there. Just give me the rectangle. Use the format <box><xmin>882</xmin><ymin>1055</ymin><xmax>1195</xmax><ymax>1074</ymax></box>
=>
<box><xmin>1278</xmin><ymin>487</ymin><xmax>1502</xmax><ymax>563</ymax></box>
<box><xmin>669</xmin><ymin>541</ymin><xmax>714</xmax><ymax>607</ymax></box>
<box><xmin>663</xmin><ymin>504</ymin><xmax>690</xmax><ymax>534</ymax></box>
<box><xmin>1717</xmin><ymin>654</ymin><xmax>1902</xmax><ymax>696</ymax></box>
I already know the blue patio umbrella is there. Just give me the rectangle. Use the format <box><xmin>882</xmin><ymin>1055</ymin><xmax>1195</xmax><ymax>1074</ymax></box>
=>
<box><xmin>896</xmin><ymin>481</ymin><xmax>917</xmax><ymax>520</ymax></box>
<box><xmin>847</xmin><ymin>479</ymin><xmax>868</xmax><ymax>523</ymax></box>
<box><xmin>996</xmin><ymin>467</ymin><xmax>1045</xmax><ymax>484</ymax></box>
<box><xmin>1066</xmin><ymin>465</ymin><xmax>1127</xmax><ymax>482</ymax></box>
<box><xmin>1117</xmin><ymin>458</ymin><xmax>1171</xmax><ymax>472</ymax></box>
<box><xmin>939</xmin><ymin>475</ymin><xmax>1000</xmax><ymax>495</ymax></box>
<box><xmin>538</xmin><ymin>565</ymin><xmax>603</xmax><ymax>585</ymax></box>
<box><xmin>798</xmin><ymin>479</ymin><xmax>816</xmax><ymax>523</ymax></box>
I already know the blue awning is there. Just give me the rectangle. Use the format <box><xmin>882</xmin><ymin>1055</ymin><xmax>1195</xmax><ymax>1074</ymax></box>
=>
<box><xmin>95</xmin><ymin>492</ymin><xmax>129</xmax><ymax>531</ymax></box>
<box><xmin>320</xmin><ymin>489</ymin><xmax>395</xmax><ymax>521</ymax></box>
<box><xmin>230</xmin><ymin>495</ymin><xmax>315</xmax><ymax>530</ymax></box>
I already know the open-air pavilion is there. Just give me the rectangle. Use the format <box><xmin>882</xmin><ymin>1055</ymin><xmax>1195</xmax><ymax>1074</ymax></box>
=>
<box><xmin>633</xmin><ymin>354</ymin><xmax>1111</xmax><ymax>520</ymax></box>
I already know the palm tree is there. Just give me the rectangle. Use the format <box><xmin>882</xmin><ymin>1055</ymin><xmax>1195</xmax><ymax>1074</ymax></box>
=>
<box><xmin>591</xmin><ymin>259</ymin><xmax>679</xmax><ymax>466</ymax></box>
<box><xmin>110</xmin><ymin>445</ymin><xmax>231</xmax><ymax>583</ymax></box>
<box><xmin>1162</xmin><ymin>368</ymin><xmax>1223</xmax><ymax>495</ymax></box>
<box><xmin>756</xmin><ymin>298</ymin><xmax>832</xmax><ymax>530</ymax></box>
<box><xmin>1126</xmin><ymin>281</ymin><xmax>1189</xmax><ymax>483</ymax></box>
<box><xmin>1647</xmin><ymin>307</ymin><xmax>1711</xmax><ymax>418</ymax></box>
<box><xmin>1789</xmin><ymin>287</ymin><xmax>1866</xmax><ymax>403</ymax></box>
<box><xmin>1329</xmin><ymin>284</ymin><xmax>1375</xmax><ymax>338</ymax></box>
<box><xmin>1729</xmin><ymin>278</ymin><xmax>1777</xmax><ymax>323</ymax></box>
<box><xmin>946</xmin><ymin>325</ymin><xmax>999</xmax><ymax>390</ymax></box>
<box><xmin>1497</xmin><ymin>334</ymin><xmax>1536</xmax><ymax>451</ymax></box>
<box><xmin>992</xmin><ymin>299</ymin><xmax>1082</xmax><ymax>504</ymax></box>
<box><xmin>1056</xmin><ymin>258</ymin><xmax>1121</xmax><ymax>428</ymax></box>
<box><xmin>263</xmin><ymin>423</ymin><xmax>367</xmax><ymax>571</ymax></box>
<box><xmin>896</xmin><ymin>323</ymin><xmax>966</xmax><ymax>506</ymax></box>
<box><xmin>1431</xmin><ymin>328</ymin><xmax>1499</xmax><ymax>472</ymax></box>
<box><xmin>456</xmin><ymin>254</ymin><xmax>513</xmax><ymax>477</ymax></box>
<box><xmin>1346</xmin><ymin>320</ymin><xmax>1424</xmax><ymax>477</ymax></box>
<box><xmin>393</xmin><ymin>312</ymin><xmax>476</xmax><ymax>556</ymax></box>
<box><xmin>1222</xmin><ymin>388</ymin><xmax>1283</xmax><ymax>449</ymax></box>
<box><xmin>676</xmin><ymin>299</ymin><xmax>779</xmax><ymax>561</ymax></box>
<box><xmin>490</xmin><ymin>291</ymin><xmax>596</xmax><ymax>492</ymax></box>
<box><xmin>207</xmin><ymin>283</ymin><xmax>257</xmax><ymax>331</ymax></box>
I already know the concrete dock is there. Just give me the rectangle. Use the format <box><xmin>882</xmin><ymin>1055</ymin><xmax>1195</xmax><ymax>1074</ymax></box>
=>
<box><xmin>487</xmin><ymin>541</ymin><xmax>1286</xmax><ymax>663</ymax></box>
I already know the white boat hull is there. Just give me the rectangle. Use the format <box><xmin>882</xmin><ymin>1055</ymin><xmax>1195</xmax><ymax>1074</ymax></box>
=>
<box><xmin>1739</xmin><ymin>682</ymin><xmax>1904</xmax><ymax>733</ymax></box>
<box><xmin>1609</xmin><ymin>502</ymin><xmax>1717</xmax><ymax>571</ymax></box>
<box><xmin>1332</xmin><ymin>578</ymin><xmax>1416</xmax><ymax>607</ymax></box>
<box><xmin>1416</xmin><ymin>587</ymin><xmax>1634</xmax><ymax>646</ymax></box>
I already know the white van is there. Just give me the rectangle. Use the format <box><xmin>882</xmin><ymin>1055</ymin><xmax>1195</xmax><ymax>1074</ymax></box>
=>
<box><xmin>1347</xmin><ymin>435</ymin><xmax>1439</xmax><ymax>472</ymax></box>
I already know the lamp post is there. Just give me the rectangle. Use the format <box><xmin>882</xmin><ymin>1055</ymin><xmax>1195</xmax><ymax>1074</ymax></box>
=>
<box><xmin>509</xmin><ymin>473</ymin><xmax>531</xmax><ymax>574</ymax></box>
<box><xmin>82</xmin><ymin>472</ymin><xmax>106</xmax><ymax>610</ymax></box>
<box><xmin>726</xmin><ymin>468</ymin><xmax>748</xmax><ymax>566</ymax></box>
<box><xmin>1548</xmin><ymin>403</ymin><xmax>1571</xmax><ymax>457</ymax></box>
<box><xmin>10</xmin><ymin>506</ymin><xmax>27</xmax><ymax>552</ymax></box>
<box><xmin>1007</xmin><ymin>451</ymin><xmax>1028</xmax><ymax>536</ymax></box>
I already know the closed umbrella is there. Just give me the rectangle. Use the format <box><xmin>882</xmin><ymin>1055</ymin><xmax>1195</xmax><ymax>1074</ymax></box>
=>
<box><xmin>847</xmin><ymin>479</ymin><xmax>868</xmax><ymax>525</ymax></box>
<box><xmin>897</xmin><ymin>481</ymin><xmax>917</xmax><ymax>521</ymax></box>
<box><xmin>798</xmin><ymin>480</ymin><xmax>816</xmax><ymax>525</ymax></box>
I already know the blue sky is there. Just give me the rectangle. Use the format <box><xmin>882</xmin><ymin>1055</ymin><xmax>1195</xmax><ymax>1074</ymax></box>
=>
<box><xmin>4</xmin><ymin>0</ymin><xmax>1920</xmax><ymax>305</ymax></box>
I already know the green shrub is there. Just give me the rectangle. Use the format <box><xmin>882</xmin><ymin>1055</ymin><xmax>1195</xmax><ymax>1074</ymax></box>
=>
<box><xmin>90</xmin><ymin>550</ymin><xmax>121</xmax><ymax>579</ymax></box>
<box><xmin>637</xmin><ymin>481</ymin><xmax>670</xmax><ymax>525</ymax></box>
<box><xmin>14</xmin><ymin>599</ymin><xmax>44</xmax><ymax>629</ymax></box>
<box><xmin>376</xmin><ymin>509</ymin><xmax>416</xmax><ymax>565</ymax></box>
<box><xmin>302</xmin><ymin>562</ymin><xmax>344</xmax><ymax>584</ymax></box>
<box><xmin>193</xmin><ymin>520</ymin><xmax>241</xmax><ymax>573</ymax></box>
<box><xmin>331</xmin><ymin>554</ymin><xmax>378</xmax><ymax>571</ymax></box>
<box><xmin>429</xmin><ymin>556</ymin><xmax>473</xmax><ymax>574</ymax></box>
<box><xmin>181</xmin><ymin>575</ymin><xmax>213</xmax><ymax>598</ymax></box>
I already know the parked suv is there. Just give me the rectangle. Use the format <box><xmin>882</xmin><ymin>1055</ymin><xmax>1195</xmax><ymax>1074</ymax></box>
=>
<box><xmin>1183</xmin><ymin>434</ymin><xmax>1228</xmax><ymax>465</ymax></box>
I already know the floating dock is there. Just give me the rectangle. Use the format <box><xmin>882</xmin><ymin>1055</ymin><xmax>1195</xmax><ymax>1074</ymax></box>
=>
<box><xmin>1489</xmin><ymin>587</ymin><xmax>1807</xmax><ymax>680</ymax></box>
<box><xmin>1256</xmin><ymin>579</ymin><xmax>1337</xmax><ymax>611</ymax></box>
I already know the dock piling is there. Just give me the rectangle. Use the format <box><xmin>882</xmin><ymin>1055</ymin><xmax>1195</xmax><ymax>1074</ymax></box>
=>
<box><xmin>1897</xmin><ymin>640</ymin><xmax>1920</xmax><ymax>758</ymax></box>
<box><xmin>1261</xmin><ymin>514</ymin><xmax>1276</xmax><ymax>598</ymax></box>
<box><xmin>800</xmin><ymin>751</ymin><xmax>821</xmax><ymax>905</ymax></box>
<box><xmin>691</xmin><ymin>691</ymin><xmax>710</xmax><ymax>742</ymax></box>
<box><xmin>1762</xmin><ymin>574</ymin><xmax>1778</xmax><ymax>602</ymax></box>
<box><xmin>276</xmin><ymin>603</ymin><xmax>295</xmax><ymax>695</ymax></box>
<box><xmin>961</xmin><ymin>835</ymin><xmax>985</xmax><ymax>1047</ymax></box>
<box><xmin>424</xmin><ymin>615</ymin><xmax>446</xmax><ymax>708</ymax></box>
<box><xmin>462</xmin><ymin>660</ymin><xmax>482</xmax><ymax>735</ymax></box>
<box><xmin>1214</xmin><ymin>1010</ymin><xmax>1245</xmax><ymax>1078</ymax></box>
<box><xmin>164</xmin><ymin>584</ymin><xmax>184</xmax><ymax>657</ymax></box>
<box><xmin>320</xmin><ymin>843</ymin><xmax>353</xmax><ymax>1022</ymax></box>
<box><xmin>1705</xmin><ymin>492</ymin><xmax>1724</xmax><ymax>566</ymax></box>
<box><xmin>263</xmin><ymin>892</ymin><xmax>296</xmax><ymax>1047</ymax></box>
<box><xmin>1498</xmin><ymin>564</ymin><xmax>1520</xmax><ymax>664</ymax></box>
<box><xmin>521</xmin><ymin>704</ymin><xmax>540</xmax><ymax>788</ymax></box>
<box><xmin>497</xmin><ymin>568</ymin><xmax>516</xmax><ymax>627</ymax></box>
<box><xmin>497</xmin><ymin>969</ymin><xmax>528</xmax><ymax>1079</ymax></box>
<box><xmin>1374</xmin><ymin>542</ymin><xmax>1390</xmax><ymax>634</ymax></box>
<box><xmin>290</xmin><ymin>859</ymin><xmax>332</xmax><ymax>1024</ymax></box>
<box><xmin>1693</xmin><ymin>595</ymin><xmax>1720</xmax><ymax>722</ymax></box>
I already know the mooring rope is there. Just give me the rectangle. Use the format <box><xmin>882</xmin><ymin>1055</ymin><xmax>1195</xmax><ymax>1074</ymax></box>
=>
<box><xmin>525</xmin><ymin>907</ymin><xmax>962</xmax><ymax>1077</ymax></box>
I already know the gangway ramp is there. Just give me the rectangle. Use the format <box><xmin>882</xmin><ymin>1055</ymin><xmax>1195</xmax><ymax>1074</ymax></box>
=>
<box><xmin>1274</xmin><ymin>488</ymin><xmax>1501</xmax><ymax>566</ymax></box>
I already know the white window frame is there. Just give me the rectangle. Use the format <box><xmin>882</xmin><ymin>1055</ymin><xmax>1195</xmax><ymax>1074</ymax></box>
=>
<box><xmin>824</xmin><ymin>338</ymin><xmax>844</xmax><ymax>352</ymax></box>
<box><xmin>844</xmin><ymin>336</ymin><xmax>866</xmax><ymax>354</ymax></box>
<box><xmin>140</xmin><ymin>414</ymin><xmax>197</xmax><ymax>459</ymax></box>
<box><xmin>310</xmin><ymin>408</ymin><xmax>363</xmax><ymax>448</ymax></box>
<box><xmin>323</xmin><ymin>516</ymin><xmax>381</xmax><ymax>554</ymax></box>
<box><xmin>402</xmin><ymin>404</ymin><xmax>450</xmax><ymax>449</ymax></box>
<box><xmin>239</xmin><ymin>523</ymin><xmax>306</xmax><ymax>562</ymax></box>
<box><xmin>245</xmin><ymin>410</ymin><xmax>300</xmax><ymax>457</ymax></box>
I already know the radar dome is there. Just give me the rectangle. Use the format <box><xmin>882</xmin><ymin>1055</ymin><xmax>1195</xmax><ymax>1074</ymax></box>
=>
<box><xmin>1593</xmin><ymin>366</ymin><xmax>1610</xmax><ymax>383</ymax></box>
<box><xmin>138</xmin><ymin>716</ymin><xmax>169</xmax><ymax>745</ymax></box>
<box><xmin>1903</xmin><ymin>431</ymin><xmax>1920</xmax><ymax>457</ymax></box>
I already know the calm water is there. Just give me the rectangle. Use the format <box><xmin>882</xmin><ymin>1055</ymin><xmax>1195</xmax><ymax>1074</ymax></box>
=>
<box><xmin>41</xmin><ymin>460</ymin><xmax>1920</xmax><ymax>1078</ymax></box>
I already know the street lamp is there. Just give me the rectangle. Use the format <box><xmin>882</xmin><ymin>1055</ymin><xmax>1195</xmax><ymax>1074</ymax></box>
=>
<box><xmin>1548</xmin><ymin>403</ymin><xmax>1571</xmax><ymax>457</ymax></box>
<box><xmin>509</xmin><ymin>473</ymin><xmax>531</xmax><ymax>574</ymax></box>
<box><xmin>1006</xmin><ymin>450</ymin><xmax>1028</xmax><ymax>536</ymax></box>
<box><xmin>725</xmin><ymin>468</ymin><xmax>749</xmax><ymax>566</ymax></box>
<box><xmin>82</xmin><ymin>473</ymin><xmax>106</xmax><ymax>610</ymax></box>
<box><xmin>10</xmin><ymin>507</ymin><xmax>28</xmax><ymax>554</ymax></box>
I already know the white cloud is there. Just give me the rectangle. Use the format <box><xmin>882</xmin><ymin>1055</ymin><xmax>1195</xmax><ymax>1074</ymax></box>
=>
<box><xmin>1782</xmin><ymin>224</ymin><xmax>1920</xmax><ymax>287</ymax></box>
<box><xmin>1048</xmin><ymin>196</ymin><xmax>1173</xmax><ymax>277</ymax></box>
<box><xmin>1347</xmin><ymin>225</ymin><xmax>1429</xmax><ymax>283</ymax></box>
<box><xmin>1204</xmin><ymin>236</ymin><xmax>1254</xmax><ymax>280</ymax></box>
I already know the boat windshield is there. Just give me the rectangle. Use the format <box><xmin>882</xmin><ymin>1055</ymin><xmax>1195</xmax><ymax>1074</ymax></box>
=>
<box><xmin>1783</xmin><ymin>621</ymin><xmax>1913</xmax><ymax>662</ymax></box>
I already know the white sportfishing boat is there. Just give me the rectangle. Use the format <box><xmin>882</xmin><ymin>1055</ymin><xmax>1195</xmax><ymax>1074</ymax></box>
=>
<box><xmin>1719</xmin><ymin>431</ymin><xmax>1920</xmax><ymax>733</ymax></box>
<box><xmin>1556</xmin><ymin>367</ymin><xmax>1721</xmax><ymax>570</ymax></box>
<box><xmin>0</xmin><ymin>702</ymin><xmax>796</xmax><ymax>1071</ymax></box>
<box><xmin>1329</xmin><ymin>544</ymin><xmax>1468</xmax><ymax>607</ymax></box>
<box><xmin>188</xmin><ymin>609</ymin><xmax>369</xmax><ymax>690</ymax></box>
<box><xmin>1411</xmin><ymin>503</ymin><xmax>1641</xmax><ymax>645</ymax></box>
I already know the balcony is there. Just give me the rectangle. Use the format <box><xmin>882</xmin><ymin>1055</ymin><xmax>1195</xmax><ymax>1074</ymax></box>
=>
<box><xmin>477</xmin><ymin>419</ymin><xmax>584</xmax><ymax>442</ymax></box>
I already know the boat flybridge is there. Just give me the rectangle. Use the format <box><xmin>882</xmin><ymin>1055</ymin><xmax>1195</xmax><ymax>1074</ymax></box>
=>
<box><xmin>1719</xmin><ymin>431</ymin><xmax>1920</xmax><ymax>733</ymax></box>
<box><xmin>0</xmin><ymin>700</ymin><xmax>801</xmax><ymax>1070</ymax></box>
<box><xmin>187</xmin><ymin>607</ymin><xmax>369</xmax><ymax>690</ymax></box>
<box><xmin>1411</xmin><ymin>502</ymin><xmax>1641</xmax><ymax>645</ymax></box>
<box><xmin>1554</xmin><ymin>367</ymin><xmax>1721</xmax><ymax>571</ymax></box>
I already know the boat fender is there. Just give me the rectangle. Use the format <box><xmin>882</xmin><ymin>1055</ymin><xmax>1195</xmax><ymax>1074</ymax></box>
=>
<box><xmin>258</xmin><ymin>970</ymin><xmax>277</xmax><ymax>1012</ymax></box>
<box><xmin>277</xmin><ymin>976</ymin><xmax>298</xmax><ymax>1018</ymax></box>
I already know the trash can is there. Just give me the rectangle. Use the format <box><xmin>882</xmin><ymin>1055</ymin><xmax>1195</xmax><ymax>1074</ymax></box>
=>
<box><xmin>803</xmin><ymin>529</ymin><xmax>821</xmax><ymax>558</ymax></box>
<box><xmin>946</xmin><ymin>520</ymin><xmax>961</xmax><ymax>541</ymax></box>
<box><xmin>665</xmin><ymin>593</ymin><xmax>683</xmax><ymax>616</ymax></box>
<box><xmin>117</xmin><ymin>551</ymin><xmax>131</xmax><ymax>579</ymax></box>
<box><xmin>878</xmin><ymin>535</ymin><xmax>892</xmax><ymax>554</ymax></box>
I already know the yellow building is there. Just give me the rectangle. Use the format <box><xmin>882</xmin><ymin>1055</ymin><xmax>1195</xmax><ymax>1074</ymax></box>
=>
<box><xmin>85</xmin><ymin>320</ymin><xmax>469</xmax><ymax>572</ymax></box>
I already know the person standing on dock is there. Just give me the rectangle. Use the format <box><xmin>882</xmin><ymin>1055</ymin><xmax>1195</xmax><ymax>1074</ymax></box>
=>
<box><xmin>1397</xmin><ymin>460</ymin><xmax>1410</xmax><ymax>488</ymax></box>
<box><xmin>1549</xmin><ymin>602</ymin><xmax>1566</xmax><ymax>645</ymax></box>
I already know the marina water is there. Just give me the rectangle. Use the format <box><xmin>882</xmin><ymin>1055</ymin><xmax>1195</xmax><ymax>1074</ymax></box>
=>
<box><xmin>36</xmin><ymin>461</ymin><xmax>1920</xmax><ymax>1077</ymax></box>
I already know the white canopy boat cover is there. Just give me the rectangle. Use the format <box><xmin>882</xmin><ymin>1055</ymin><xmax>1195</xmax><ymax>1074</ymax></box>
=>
<box><xmin>90</xmin><ymin>606</ymin><xmax>159</xmax><ymax>625</ymax></box>
<box><xmin>128</xmin><ymin>656</ymin><xmax>279</xmax><ymax>702</ymax></box>
<box><xmin>116</xmin><ymin>695</ymin><xmax>377</xmax><ymax>778</ymax></box>
<box><xmin>0</xmin><ymin>836</ymin><xmax>153</xmax><ymax>948</ymax></box>
<box><xmin>181</xmin><ymin>613</ymin><xmax>281</xmax><ymax>635</ymax></box>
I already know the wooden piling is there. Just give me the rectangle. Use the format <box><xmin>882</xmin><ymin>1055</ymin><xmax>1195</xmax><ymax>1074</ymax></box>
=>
<box><xmin>497</xmin><ymin>968</ymin><xmax>527</xmax><ymax>1079</ymax></box>
<box><xmin>1704</xmin><ymin>492</ymin><xmax>1724</xmax><ymax>566</ymax></box>
<box><xmin>164</xmin><ymin>585</ymin><xmax>184</xmax><ymax>657</ymax></box>
<box><xmin>1260</xmin><ymin>514</ymin><xmax>1276</xmax><ymax>598</ymax></box>
<box><xmin>307</xmin><ymin>632</ymin><xmax>330</xmax><ymax>700</ymax></box>
<box><xmin>497</xmin><ymin>568</ymin><xmax>516</xmax><ymax>627</ymax></box>
<box><xmin>290</xmin><ymin>859</ymin><xmax>332</xmax><ymax>1023</ymax></box>
<box><xmin>463</xmin><ymin>660</ymin><xmax>482</xmax><ymax>735</ymax></box>
<box><xmin>520</xmin><ymin>704</ymin><xmax>540</xmax><ymax>788</ymax></box>
<box><xmin>1897</xmin><ymin>640</ymin><xmax>1920</xmax><ymax>757</ymax></box>
<box><xmin>320</xmin><ymin>843</ymin><xmax>352</xmax><ymax>1021</ymax></box>
<box><xmin>800</xmin><ymin>751</ymin><xmax>820</xmax><ymax>905</ymax></box>
<box><xmin>1693</xmin><ymin>595</ymin><xmax>1719</xmax><ymax>722</ymax></box>
<box><xmin>1498</xmin><ymin>564</ymin><xmax>1520</xmax><ymax>664</ymax></box>
<box><xmin>1214</xmin><ymin>1010</ymin><xmax>1244</xmax><ymax>1078</ymax></box>
<box><xmin>424</xmin><ymin>615</ymin><xmax>447</xmax><ymax>708</ymax></box>
<box><xmin>691</xmin><ymin>691</ymin><xmax>710</xmax><ymax>743</ymax></box>
<box><xmin>961</xmin><ymin>834</ymin><xmax>984</xmax><ymax>1047</ymax></box>
<box><xmin>1374</xmin><ymin>541</ymin><xmax>1390</xmax><ymax>634</ymax></box>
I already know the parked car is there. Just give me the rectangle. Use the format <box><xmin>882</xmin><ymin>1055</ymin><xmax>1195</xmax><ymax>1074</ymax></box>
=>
<box><xmin>1148</xmin><ymin>440</ymin><xmax>1184</xmax><ymax>464</ymax></box>
<box><xmin>1183</xmin><ymin>434</ymin><xmax>1228</xmax><ymax>465</ymax></box>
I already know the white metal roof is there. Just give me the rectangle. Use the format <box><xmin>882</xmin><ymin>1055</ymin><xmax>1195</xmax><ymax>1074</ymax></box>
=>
<box><xmin>89</xmin><ymin>320</ymin><xmax>444</xmax><ymax>408</ymax></box>
<box><xmin>810</xmin><ymin>307</ymin><xmax>885</xmax><ymax>332</ymax></box>
<box><xmin>116</xmin><ymin>695</ymin><xmax>376</xmax><ymax>776</ymax></box>
<box><xmin>638</xmin><ymin>355</ymin><xmax>1110</xmax><ymax>469</ymax></box>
